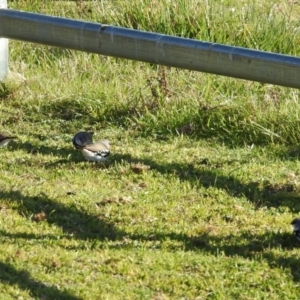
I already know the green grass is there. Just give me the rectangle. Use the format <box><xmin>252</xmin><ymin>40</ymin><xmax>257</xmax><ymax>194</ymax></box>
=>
<box><xmin>1</xmin><ymin>0</ymin><xmax>300</xmax><ymax>299</ymax></box>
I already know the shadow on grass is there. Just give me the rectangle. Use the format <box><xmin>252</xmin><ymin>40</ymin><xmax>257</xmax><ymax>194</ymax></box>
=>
<box><xmin>44</xmin><ymin>153</ymin><xmax>134</xmax><ymax>168</ymax></box>
<box><xmin>124</xmin><ymin>156</ymin><xmax>300</xmax><ymax>212</ymax></box>
<box><xmin>273</xmin><ymin>144</ymin><xmax>300</xmax><ymax>162</ymax></box>
<box><xmin>1</xmin><ymin>186</ymin><xmax>300</xmax><ymax>284</ymax></box>
<box><xmin>0</xmin><ymin>189</ymin><xmax>126</xmax><ymax>241</ymax></box>
<box><xmin>113</xmin><ymin>153</ymin><xmax>300</xmax><ymax>281</ymax></box>
<box><xmin>0</xmin><ymin>260</ymin><xmax>82</xmax><ymax>300</ymax></box>
<box><xmin>122</xmin><ymin>229</ymin><xmax>300</xmax><ymax>281</ymax></box>
<box><xmin>8</xmin><ymin>141</ymin><xmax>76</xmax><ymax>159</ymax></box>
<box><xmin>7</xmin><ymin>139</ymin><xmax>300</xmax><ymax>212</ymax></box>
<box><xmin>8</xmin><ymin>141</ymin><xmax>135</xmax><ymax>167</ymax></box>
<box><xmin>187</xmin><ymin>230</ymin><xmax>300</xmax><ymax>282</ymax></box>
<box><xmin>2</xmin><ymin>143</ymin><xmax>300</xmax><ymax>288</ymax></box>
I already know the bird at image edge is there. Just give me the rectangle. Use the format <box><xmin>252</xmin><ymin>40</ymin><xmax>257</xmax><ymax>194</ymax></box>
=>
<box><xmin>0</xmin><ymin>133</ymin><xmax>17</xmax><ymax>147</ymax></box>
<box><xmin>291</xmin><ymin>218</ymin><xmax>300</xmax><ymax>241</ymax></box>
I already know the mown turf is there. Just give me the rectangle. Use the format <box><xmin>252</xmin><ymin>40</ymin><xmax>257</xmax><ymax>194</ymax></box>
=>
<box><xmin>1</xmin><ymin>0</ymin><xmax>300</xmax><ymax>299</ymax></box>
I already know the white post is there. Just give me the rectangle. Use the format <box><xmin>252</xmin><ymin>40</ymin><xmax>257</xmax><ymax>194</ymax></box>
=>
<box><xmin>0</xmin><ymin>0</ymin><xmax>7</xmax><ymax>81</ymax></box>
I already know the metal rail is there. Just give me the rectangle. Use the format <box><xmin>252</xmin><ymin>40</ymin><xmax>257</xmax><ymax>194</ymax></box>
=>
<box><xmin>0</xmin><ymin>8</ymin><xmax>300</xmax><ymax>88</ymax></box>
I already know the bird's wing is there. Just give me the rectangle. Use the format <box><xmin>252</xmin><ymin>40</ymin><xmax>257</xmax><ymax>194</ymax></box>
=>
<box><xmin>84</xmin><ymin>141</ymin><xmax>110</xmax><ymax>152</ymax></box>
<box><xmin>95</xmin><ymin>139</ymin><xmax>110</xmax><ymax>149</ymax></box>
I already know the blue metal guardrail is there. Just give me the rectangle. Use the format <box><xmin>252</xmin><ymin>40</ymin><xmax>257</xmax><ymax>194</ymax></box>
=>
<box><xmin>0</xmin><ymin>8</ymin><xmax>300</xmax><ymax>88</ymax></box>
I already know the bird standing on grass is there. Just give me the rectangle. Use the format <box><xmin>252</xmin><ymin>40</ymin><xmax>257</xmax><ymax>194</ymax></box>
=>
<box><xmin>291</xmin><ymin>218</ymin><xmax>300</xmax><ymax>241</ymax></box>
<box><xmin>72</xmin><ymin>131</ymin><xmax>94</xmax><ymax>149</ymax></box>
<box><xmin>72</xmin><ymin>131</ymin><xmax>110</xmax><ymax>162</ymax></box>
<box><xmin>0</xmin><ymin>133</ymin><xmax>17</xmax><ymax>147</ymax></box>
<box><xmin>80</xmin><ymin>139</ymin><xmax>110</xmax><ymax>162</ymax></box>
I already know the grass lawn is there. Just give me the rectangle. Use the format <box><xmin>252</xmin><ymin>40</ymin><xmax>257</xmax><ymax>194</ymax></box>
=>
<box><xmin>1</xmin><ymin>0</ymin><xmax>300</xmax><ymax>299</ymax></box>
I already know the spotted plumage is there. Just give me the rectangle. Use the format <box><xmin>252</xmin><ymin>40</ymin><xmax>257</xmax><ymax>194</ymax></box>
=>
<box><xmin>80</xmin><ymin>139</ymin><xmax>110</xmax><ymax>162</ymax></box>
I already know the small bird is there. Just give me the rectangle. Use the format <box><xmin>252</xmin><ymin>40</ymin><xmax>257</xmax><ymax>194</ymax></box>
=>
<box><xmin>0</xmin><ymin>133</ymin><xmax>17</xmax><ymax>147</ymax></box>
<box><xmin>72</xmin><ymin>131</ymin><xmax>94</xmax><ymax>149</ymax></box>
<box><xmin>291</xmin><ymin>218</ymin><xmax>300</xmax><ymax>241</ymax></box>
<box><xmin>80</xmin><ymin>139</ymin><xmax>110</xmax><ymax>162</ymax></box>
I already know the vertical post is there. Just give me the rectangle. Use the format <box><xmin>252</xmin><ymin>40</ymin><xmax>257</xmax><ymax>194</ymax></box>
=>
<box><xmin>0</xmin><ymin>0</ymin><xmax>8</xmax><ymax>81</ymax></box>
